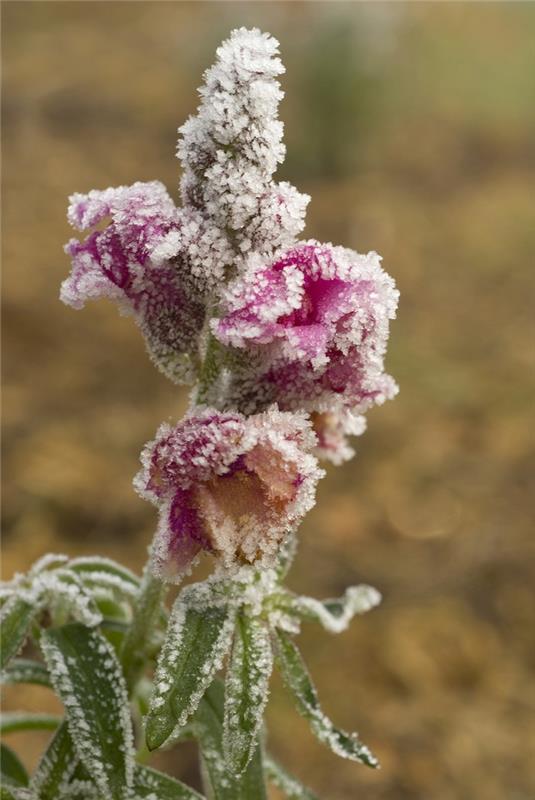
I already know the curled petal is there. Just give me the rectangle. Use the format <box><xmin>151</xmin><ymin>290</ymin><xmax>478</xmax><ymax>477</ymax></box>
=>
<box><xmin>135</xmin><ymin>407</ymin><xmax>323</xmax><ymax>581</ymax></box>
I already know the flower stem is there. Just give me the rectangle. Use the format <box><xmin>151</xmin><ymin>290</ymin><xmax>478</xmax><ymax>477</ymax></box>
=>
<box><xmin>121</xmin><ymin>562</ymin><xmax>167</xmax><ymax>692</ymax></box>
<box><xmin>196</xmin><ymin>333</ymin><xmax>222</xmax><ymax>405</ymax></box>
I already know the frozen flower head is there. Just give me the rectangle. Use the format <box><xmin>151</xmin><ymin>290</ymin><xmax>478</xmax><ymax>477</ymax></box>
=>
<box><xmin>213</xmin><ymin>240</ymin><xmax>399</xmax><ymax>424</ymax></box>
<box><xmin>135</xmin><ymin>407</ymin><xmax>323</xmax><ymax>581</ymax></box>
<box><xmin>61</xmin><ymin>181</ymin><xmax>208</xmax><ymax>384</ymax></box>
<box><xmin>177</xmin><ymin>28</ymin><xmax>309</xmax><ymax>258</ymax></box>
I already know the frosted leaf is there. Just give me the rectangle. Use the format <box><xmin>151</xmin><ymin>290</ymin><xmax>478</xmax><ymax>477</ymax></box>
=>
<box><xmin>193</xmin><ymin>679</ymin><xmax>266</xmax><ymax>799</ymax></box>
<box><xmin>30</xmin><ymin>721</ymin><xmax>78</xmax><ymax>799</ymax></box>
<box><xmin>1</xmin><ymin>744</ymin><xmax>29</xmax><ymax>792</ymax></box>
<box><xmin>264</xmin><ymin>755</ymin><xmax>319</xmax><ymax>800</ymax></box>
<box><xmin>69</xmin><ymin>567</ymin><xmax>139</xmax><ymax>603</ymax></box>
<box><xmin>0</xmin><ymin>596</ymin><xmax>34</xmax><ymax>669</ymax></box>
<box><xmin>133</xmin><ymin>764</ymin><xmax>203</xmax><ymax>799</ymax></box>
<box><xmin>41</xmin><ymin>624</ymin><xmax>135</xmax><ymax>800</ymax></box>
<box><xmin>0</xmin><ymin>713</ymin><xmax>61</xmax><ymax>735</ymax></box>
<box><xmin>2</xmin><ymin>788</ymin><xmax>36</xmax><ymax>800</ymax></box>
<box><xmin>29</xmin><ymin>554</ymin><xmax>69</xmax><ymax>576</ymax></box>
<box><xmin>1</xmin><ymin>658</ymin><xmax>50</xmax><ymax>688</ymax></box>
<box><xmin>68</xmin><ymin>557</ymin><xmax>140</xmax><ymax>589</ymax></box>
<box><xmin>288</xmin><ymin>584</ymin><xmax>381</xmax><ymax>634</ymax></box>
<box><xmin>59</xmin><ymin>780</ymin><xmax>99</xmax><ymax>799</ymax></box>
<box><xmin>275</xmin><ymin>630</ymin><xmax>378</xmax><ymax>768</ymax></box>
<box><xmin>145</xmin><ymin>594</ymin><xmax>235</xmax><ymax>750</ymax></box>
<box><xmin>31</xmin><ymin>570</ymin><xmax>102</xmax><ymax>628</ymax></box>
<box><xmin>223</xmin><ymin>614</ymin><xmax>273</xmax><ymax>774</ymax></box>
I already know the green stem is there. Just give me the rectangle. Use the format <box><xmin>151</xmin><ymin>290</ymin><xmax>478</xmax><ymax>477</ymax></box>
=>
<box><xmin>121</xmin><ymin>563</ymin><xmax>167</xmax><ymax>693</ymax></box>
<box><xmin>196</xmin><ymin>333</ymin><xmax>222</xmax><ymax>405</ymax></box>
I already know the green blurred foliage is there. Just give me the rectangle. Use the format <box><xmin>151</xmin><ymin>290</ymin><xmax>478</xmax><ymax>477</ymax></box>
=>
<box><xmin>2</xmin><ymin>3</ymin><xmax>535</xmax><ymax>799</ymax></box>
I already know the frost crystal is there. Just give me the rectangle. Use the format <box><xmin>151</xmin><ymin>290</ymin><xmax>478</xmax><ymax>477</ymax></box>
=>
<box><xmin>178</xmin><ymin>28</ymin><xmax>309</xmax><ymax>259</ymax></box>
<box><xmin>212</xmin><ymin>241</ymin><xmax>399</xmax><ymax>454</ymax></box>
<box><xmin>135</xmin><ymin>407</ymin><xmax>323</xmax><ymax>580</ymax></box>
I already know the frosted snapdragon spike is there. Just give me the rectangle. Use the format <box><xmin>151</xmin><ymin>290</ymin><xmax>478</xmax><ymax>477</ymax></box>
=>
<box><xmin>178</xmin><ymin>28</ymin><xmax>309</xmax><ymax>256</ymax></box>
<box><xmin>134</xmin><ymin>407</ymin><xmax>323</xmax><ymax>580</ymax></box>
<box><xmin>214</xmin><ymin>241</ymin><xmax>399</xmax><ymax>443</ymax></box>
<box><xmin>61</xmin><ymin>181</ymin><xmax>206</xmax><ymax>384</ymax></box>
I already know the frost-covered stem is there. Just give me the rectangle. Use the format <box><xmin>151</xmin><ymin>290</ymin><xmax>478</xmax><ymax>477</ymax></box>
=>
<box><xmin>195</xmin><ymin>333</ymin><xmax>222</xmax><ymax>404</ymax></box>
<box><xmin>121</xmin><ymin>563</ymin><xmax>167</xmax><ymax>692</ymax></box>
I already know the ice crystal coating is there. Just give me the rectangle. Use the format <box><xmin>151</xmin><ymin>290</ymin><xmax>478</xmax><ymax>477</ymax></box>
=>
<box><xmin>213</xmin><ymin>241</ymin><xmax>399</xmax><ymax>451</ymax></box>
<box><xmin>135</xmin><ymin>407</ymin><xmax>323</xmax><ymax>580</ymax></box>
<box><xmin>177</xmin><ymin>27</ymin><xmax>309</xmax><ymax>258</ymax></box>
<box><xmin>310</xmin><ymin>408</ymin><xmax>367</xmax><ymax>465</ymax></box>
<box><xmin>61</xmin><ymin>181</ymin><xmax>209</xmax><ymax>384</ymax></box>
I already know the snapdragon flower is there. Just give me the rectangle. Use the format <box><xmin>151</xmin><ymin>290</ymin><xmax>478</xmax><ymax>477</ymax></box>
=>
<box><xmin>134</xmin><ymin>407</ymin><xmax>323</xmax><ymax>580</ymax></box>
<box><xmin>61</xmin><ymin>179</ymin><xmax>241</xmax><ymax>382</ymax></box>
<box><xmin>212</xmin><ymin>241</ymin><xmax>399</xmax><ymax>445</ymax></box>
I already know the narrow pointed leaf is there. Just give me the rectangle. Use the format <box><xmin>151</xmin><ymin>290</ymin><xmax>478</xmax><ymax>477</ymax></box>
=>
<box><xmin>36</xmin><ymin>570</ymin><xmax>101</xmax><ymax>628</ymax></box>
<box><xmin>134</xmin><ymin>764</ymin><xmax>203</xmax><ymax>799</ymax></box>
<box><xmin>0</xmin><ymin>786</ymin><xmax>26</xmax><ymax>800</ymax></box>
<box><xmin>0</xmin><ymin>713</ymin><xmax>61</xmax><ymax>735</ymax></box>
<box><xmin>69</xmin><ymin>557</ymin><xmax>140</xmax><ymax>601</ymax></box>
<box><xmin>145</xmin><ymin>599</ymin><xmax>235</xmax><ymax>751</ymax></box>
<box><xmin>57</xmin><ymin>780</ymin><xmax>98</xmax><ymax>799</ymax></box>
<box><xmin>224</xmin><ymin>614</ymin><xmax>273</xmax><ymax>774</ymax></box>
<box><xmin>289</xmin><ymin>585</ymin><xmax>381</xmax><ymax>633</ymax></box>
<box><xmin>1</xmin><ymin>744</ymin><xmax>29</xmax><ymax>787</ymax></box>
<box><xmin>195</xmin><ymin>680</ymin><xmax>267</xmax><ymax>800</ymax></box>
<box><xmin>41</xmin><ymin>623</ymin><xmax>135</xmax><ymax>800</ymax></box>
<box><xmin>1</xmin><ymin>658</ymin><xmax>51</xmax><ymax>688</ymax></box>
<box><xmin>274</xmin><ymin>630</ymin><xmax>378</xmax><ymax>768</ymax></box>
<box><xmin>0</xmin><ymin>598</ymin><xmax>34</xmax><ymax>669</ymax></box>
<box><xmin>121</xmin><ymin>567</ymin><xmax>166</xmax><ymax>691</ymax></box>
<box><xmin>264</xmin><ymin>755</ymin><xmax>319</xmax><ymax>799</ymax></box>
<box><xmin>30</xmin><ymin>721</ymin><xmax>77</xmax><ymax>799</ymax></box>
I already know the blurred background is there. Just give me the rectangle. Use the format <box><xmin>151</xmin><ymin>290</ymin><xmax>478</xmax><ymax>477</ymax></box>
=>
<box><xmin>2</xmin><ymin>2</ymin><xmax>535</xmax><ymax>798</ymax></box>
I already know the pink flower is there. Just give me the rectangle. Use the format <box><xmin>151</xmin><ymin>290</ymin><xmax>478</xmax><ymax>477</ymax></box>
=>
<box><xmin>311</xmin><ymin>409</ymin><xmax>367</xmax><ymax>466</ymax></box>
<box><xmin>61</xmin><ymin>181</ymin><xmax>206</xmax><ymax>384</ymax></box>
<box><xmin>134</xmin><ymin>407</ymin><xmax>323</xmax><ymax>580</ymax></box>
<box><xmin>212</xmin><ymin>241</ymin><xmax>399</xmax><ymax>420</ymax></box>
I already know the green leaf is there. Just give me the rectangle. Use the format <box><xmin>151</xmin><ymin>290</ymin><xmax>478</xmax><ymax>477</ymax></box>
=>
<box><xmin>264</xmin><ymin>755</ymin><xmax>319</xmax><ymax>799</ymax></box>
<box><xmin>195</xmin><ymin>681</ymin><xmax>267</xmax><ymax>800</ymax></box>
<box><xmin>68</xmin><ymin>558</ymin><xmax>140</xmax><ymax>606</ymax></box>
<box><xmin>0</xmin><ymin>597</ymin><xmax>34</xmax><ymax>669</ymax></box>
<box><xmin>1</xmin><ymin>658</ymin><xmax>51</xmax><ymax>688</ymax></box>
<box><xmin>56</xmin><ymin>780</ymin><xmax>98</xmax><ymax>799</ymax></box>
<box><xmin>41</xmin><ymin>623</ymin><xmax>135</xmax><ymax>800</ymax></box>
<box><xmin>30</xmin><ymin>721</ymin><xmax>77</xmax><ymax>799</ymax></box>
<box><xmin>133</xmin><ymin>764</ymin><xmax>203</xmax><ymax>799</ymax></box>
<box><xmin>1</xmin><ymin>743</ymin><xmax>29</xmax><ymax>787</ymax></box>
<box><xmin>0</xmin><ymin>786</ymin><xmax>24</xmax><ymax>800</ymax></box>
<box><xmin>288</xmin><ymin>585</ymin><xmax>381</xmax><ymax>633</ymax></box>
<box><xmin>120</xmin><ymin>566</ymin><xmax>166</xmax><ymax>692</ymax></box>
<box><xmin>274</xmin><ymin>630</ymin><xmax>378</xmax><ymax>768</ymax></box>
<box><xmin>145</xmin><ymin>599</ymin><xmax>235</xmax><ymax>751</ymax></box>
<box><xmin>0</xmin><ymin>713</ymin><xmax>61</xmax><ymax>735</ymax></box>
<box><xmin>223</xmin><ymin>614</ymin><xmax>273</xmax><ymax>774</ymax></box>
